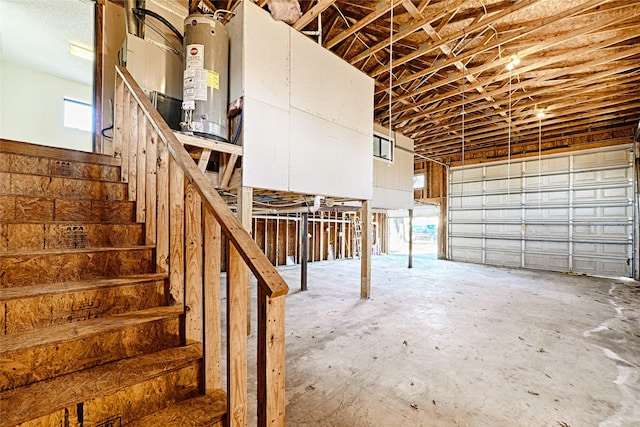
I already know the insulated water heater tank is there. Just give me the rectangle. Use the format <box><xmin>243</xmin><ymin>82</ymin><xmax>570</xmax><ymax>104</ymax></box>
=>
<box><xmin>182</xmin><ymin>14</ymin><xmax>229</xmax><ymax>142</ymax></box>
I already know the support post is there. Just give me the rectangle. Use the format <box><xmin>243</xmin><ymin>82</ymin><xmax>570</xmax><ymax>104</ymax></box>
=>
<box><xmin>360</xmin><ymin>200</ymin><xmax>372</xmax><ymax>299</ymax></box>
<box><xmin>301</xmin><ymin>213</ymin><xmax>308</xmax><ymax>291</ymax></box>
<box><xmin>408</xmin><ymin>208</ymin><xmax>414</xmax><ymax>269</ymax></box>
<box><xmin>237</xmin><ymin>186</ymin><xmax>253</xmax><ymax>335</ymax></box>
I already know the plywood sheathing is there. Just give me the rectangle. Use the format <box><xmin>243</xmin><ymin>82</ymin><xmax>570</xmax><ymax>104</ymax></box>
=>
<box><xmin>0</xmin><ymin>344</ymin><xmax>203</xmax><ymax>427</ymax></box>
<box><xmin>6</xmin><ymin>173</ymin><xmax>127</xmax><ymax>201</ymax></box>
<box><xmin>0</xmin><ymin>246</ymin><xmax>155</xmax><ymax>288</ymax></box>
<box><xmin>0</xmin><ymin>197</ymin><xmax>135</xmax><ymax>223</ymax></box>
<box><xmin>0</xmin><ymin>152</ymin><xmax>120</xmax><ymax>182</ymax></box>
<box><xmin>1</xmin><ymin>275</ymin><xmax>167</xmax><ymax>334</ymax></box>
<box><xmin>127</xmin><ymin>390</ymin><xmax>227</xmax><ymax>427</ymax></box>
<box><xmin>0</xmin><ymin>306</ymin><xmax>182</xmax><ymax>390</ymax></box>
<box><xmin>0</xmin><ymin>222</ymin><xmax>144</xmax><ymax>252</ymax></box>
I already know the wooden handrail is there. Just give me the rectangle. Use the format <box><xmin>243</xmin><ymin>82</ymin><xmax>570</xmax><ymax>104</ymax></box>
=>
<box><xmin>113</xmin><ymin>65</ymin><xmax>288</xmax><ymax>426</ymax></box>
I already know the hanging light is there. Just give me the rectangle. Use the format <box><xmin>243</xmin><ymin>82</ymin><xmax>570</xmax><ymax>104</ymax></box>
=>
<box><xmin>506</xmin><ymin>55</ymin><xmax>520</xmax><ymax>71</ymax></box>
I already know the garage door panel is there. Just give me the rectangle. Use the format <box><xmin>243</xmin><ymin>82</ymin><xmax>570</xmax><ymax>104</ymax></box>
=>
<box><xmin>524</xmin><ymin>207</ymin><xmax>569</xmax><ymax>221</ymax></box>
<box><xmin>485</xmin><ymin>250</ymin><xmax>520</xmax><ymax>267</ymax></box>
<box><xmin>485</xmin><ymin>223</ymin><xmax>521</xmax><ymax>237</ymax></box>
<box><xmin>573</xmin><ymin>224</ymin><xmax>631</xmax><ymax>239</ymax></box>
<box><xmin>524</xmin><ymin>253</ymin><xmax>570</xmax><ymax>271</ymax></box>
<box><xmin>573</xmin><ymin>242</ymin><xmax>629</xmax><ymax>257</ymax></box>
<box><xmin>524</xmin><ymin>240</ymin><xmax>569</xmax><ymax>253</ymax></box>
<box><xmin>573</xmin><ymin>149</ymin><xmax>630</xmax><ymax>170</ymax></box>
<box><xmin>450</xmin><ymin>223</ymin><xmax>482</xmax><ymax>235</ymax></box>
<box><xmin>525</xmin><ymin>224</ymin><xmax>569</xmax><ymax>238</ymax></box>
<box><xmin>449</xmin><ymin>145</ymin><xmax>635</xmax><ymax>278</ymax></box>
<box><xmin>573</xmin><ymin>257</ymin><xmax>629</xmax><ymax>277</ymax></box>
<box><xmin>450</xmin><ymin>246</ymin><xmax>483</xmax><ymax>263</ymax></box>
<box><xmin>574</xmin><ymin>187</ymin><xmax>630</xmax><ymax>204</ymax></box>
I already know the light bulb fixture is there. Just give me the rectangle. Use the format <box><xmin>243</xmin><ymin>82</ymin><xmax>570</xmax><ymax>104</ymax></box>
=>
<box><xmin>536</xmin><ymin>110</ymin><xmax>546</xmax><ymax>119</ymax></box>
<box><xmin>70</xmin><ymin>43</ymin><xmax>94</xmax><ymax>61</ymax></box>
<box><xmin>506</xmin><ymin>55</ymin><xmax>520</xmax><ymax>70</ymax></box>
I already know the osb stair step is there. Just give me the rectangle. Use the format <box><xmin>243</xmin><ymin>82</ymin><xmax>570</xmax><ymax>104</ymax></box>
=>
<box><xmin>0</xmin><ymin>195</ymin><xmax>136</xmax><ymax>223</ymax></box>
<box><xmin>0</xmin><ymin>305</ymin><xmax>183</xmax><ymax>391</ymax></box>
<box><xmin>0</xmin><ymin>221</ymin><xmax>144</xmax><ymax>252</ymax></box>
<box><xmin>0</xmin><ymin>139</ymin><xmax>120</xmax><ymax>169</ymax></box>
<box><xmin>0</xmin><ymin>172</ymin><xmax>128</xmax><ymax>201</ymax></box>
<box><xmin>0</xmin><ymin>273</ymin><xmax>169</xmax><ymax>334</ymax></box>
<box><xmin>0</xmin><ymin>150</ymin><xmax>120</xmax><ymax>183</ymax></box>
<box><xmin>126</xmin><ymin>389</ymin><xmax>227</xmax><ymax>427</ymax></box>
<box><xmin>0</xmin><ymin>343</ymin><xmax>203</xmax><ymax>427</ymax></box>
<box><xmin>0</xmin><ymin>246</ymin><xmax>155</xmax><ymax>288</ymax></box>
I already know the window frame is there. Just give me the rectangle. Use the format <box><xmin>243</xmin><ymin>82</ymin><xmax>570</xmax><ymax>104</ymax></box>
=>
<box><xmin>373</xmin><ymin>132</ymin><xmax>394</xmax><ymax>163</ymax></box>
<box><xmin>63</xmin><ymin>97</ymin><xmax>94</xmax><ymax>133</ymax></box>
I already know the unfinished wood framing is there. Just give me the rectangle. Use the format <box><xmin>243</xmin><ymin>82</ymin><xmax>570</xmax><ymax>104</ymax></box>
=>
<box><xmin>360</xmin><ymin>201</ymin><xmax>372</xmax><ymax>299</ymax></box>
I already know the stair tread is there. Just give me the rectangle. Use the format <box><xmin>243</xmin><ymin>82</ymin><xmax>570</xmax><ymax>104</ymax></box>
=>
<box><xmin>0</xmin><ymin>245</ymin><xmax>154</xmax><ymax>257</ymax></box>
<box><xmin>0</xmin><ymin>139</ymin><xmax>121</xmax><ymax>166</ymax></box>
<box><xmin>126</xmin><ymin>389</ymin><xmax>227</xmax><ymax>427</ymax></box>
<box><xmin>0</xmin><ymin>343</ymin><xmax>202</xmax><ymax>427</ymax></box>
<box><xmin>0</xmin><ymin>273</ymin><xmax>168</xmax><ymax>301</ymax></box>
<box><xmin>0</xmin><ymin>305</ymin><xmax>181</xmax><ymax>353</ymax></box>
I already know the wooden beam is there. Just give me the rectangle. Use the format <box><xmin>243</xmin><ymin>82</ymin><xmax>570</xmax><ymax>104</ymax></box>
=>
<box><xmin>169</xmin><ymin>157</ymin><xmax>185</xmax><ymax>306</ymax></box>
<box><xmin>227</xmin><ymin>242</ymin><xmax>248</xmax><ymax>427</ymax></box>
<box><xmin>293</xmin><ymin>0</ymin><xmax>336</xmax><ymax>31</ymax></box>
<box><xmin>220</xmin><ymin>153</ymin><xmax>239</xmax><ymax>188</ymax></box>
<box><xmin>185</xmin><ymin>182</ymin><xmax>204</xmax><ymax>345</ymax></box>
<box><xmin>237</xmin><ymin>186</ymin><xmax>253</xmax><ymax>335</ymax></box>
<box><xmin>257</xmin><ymin>286</ymin><xmax>286</xmax><ymax>426</ymax></box>
<box><xmin>360</xmin><ymin>200</ymin><xmax>371</xmax><ymax>299</ymax></box>
<box><xmin>203</xmin><ymin>205</ymin><xmax>222</xmax><ymax>391</ymax></box>
<box><xmin>174</xmin><ymin>132</ymin><xmax>244</xmax><ymax>156</ymax></box>
<box><xmin>325</xmin><ymin>0</ymin><xmax>391</xmax><ymax>49</ymax></box>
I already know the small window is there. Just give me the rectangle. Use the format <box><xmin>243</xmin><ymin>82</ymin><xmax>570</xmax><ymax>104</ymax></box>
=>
<box><xmin>373</xmin><ymin>133</ymin><xmax>394</xmax><ymax>162</ymax></box>
<box><xmin>413</xmin><ymin>174</ymin><xmax>425</xmax><ymax>189</ymax></box>
<box><xmin>64</xmin><ymin>98</ymin><xmax>93</xmax><ymax>132</ymax></box>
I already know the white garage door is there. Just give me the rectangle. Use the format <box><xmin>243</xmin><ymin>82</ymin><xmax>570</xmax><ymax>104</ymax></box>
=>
<box><xmin>448</xmin><ymin>145</ymin><xmax>636</xmax><ymax>278</ymax></box>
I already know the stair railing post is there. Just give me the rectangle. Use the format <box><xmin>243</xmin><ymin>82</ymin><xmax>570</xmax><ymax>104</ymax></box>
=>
<box><xmin>203</xmin><ymin>205</ymin><xmax>222</xmax><ymax>391</ymax></box>
<box><xmin>257</xmin><ymin>284</ymin><xmax>286</xmax><ymax>427</ymax></box>
<box><xmin>227</xmin><ymin>240</ymin><xmax>248</xmax><ymax>427</ymax></box>
<box><xmin>185</xmin><ymin>182</ymin><xmax>203</xmax><ymax>346</ymax></box>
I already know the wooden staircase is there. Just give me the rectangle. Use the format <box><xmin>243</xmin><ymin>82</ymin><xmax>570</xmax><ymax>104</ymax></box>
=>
<box><xmin>2</xmin><ymin>63</ymin><xmax>288</xmax><ymax>427</ymax></box>
<box><xmin>0</xmin><ymin>141</ymin><xmax>226</xmax><ymax>426</ymax></box>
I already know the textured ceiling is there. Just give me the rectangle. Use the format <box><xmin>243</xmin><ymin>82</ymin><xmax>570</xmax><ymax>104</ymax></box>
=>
<box><xmin>0</xmin><ymin>0</ymin><xmax>94</xmax><ymax>85</ymax></box>
<box><xmin>206</xmin><ymin>0</ymin><xmax>640</xmax><ymax>165</ymax></box>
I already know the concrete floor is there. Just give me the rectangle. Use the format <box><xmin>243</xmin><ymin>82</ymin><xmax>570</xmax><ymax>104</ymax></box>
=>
<box><xmin>245</xmin><ymin>254</ymin><xmax>640</xmax><ymax>426</ymax></box>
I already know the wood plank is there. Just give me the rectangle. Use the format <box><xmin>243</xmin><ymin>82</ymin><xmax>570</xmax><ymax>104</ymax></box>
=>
<box><xmin>121</xmin><ymin>88</ymin><xmax>131</xmax><ymax>183</ymax></box>
<box><xmin>292</xmin><ymin>0</ymin><xmax>336</xmax><ymax>31</ymax></box>
<box><xmin>126</xmin><ymin>390</ymin><xmax>227</xmax><ymax>427</ymax></box>
<box><xmin>325</xmin><ymin>0</ymin><xmax>391</xmax><ymax>49</ymax></box>
<box><xmin>117</xmin><ymin>66</ymin><xmax>288</xmax><ymax>298</ymax></box>
<box><xmin>0</xmin><ymin>306</ymin><xmax>182</xmax><ymax>391</ymax></box>
<box><xmin>145</xmin><ymin>129</ymin><xmax>158</xmax><ymax>245</ymax></box>
<box><xmin>257</xmin><ymin>287</ymin><xmax>286</xmax><ymax>426</ymax></box>
<box><xmin>360</xmin><ymin>200</ymin><xmax>371</xmax><ymax>298</ymax></box>
<box><xmin>197</xmin><ymin>148</ymin><xmax>212</xmax><ymax>172</ymax></box>
<box><xmin>136</xmin><ymin>108</ymin><xmax>147</xmax><ymax>222</ymax></box>
<box><xmin>169</xmin><ymin>157</ymin><xmax>185</xmax><ymax>305</ymax></box>
<box><xmin>128</xmin><ymin>95</ymin><xmax>139</xmax><ymax>201</ymax></box>
<box><xmin>227</xmin><ymin>242</ymin><xmax>247</xmax><ymax>427</ymax></box>
<box><xmin>156</xmin><ymin>140</ymin><xmax>170</xmax><ymax>272</ymax></box>
<box><xmin>0</xmin><ymin>247</ymin><xmax>155</xmax><ymax>288</ymax></box>
<box><xmin>219</xmin><ymin>154</ymin><xmax>238</xmax><ymax>188</ymax></box>
<box><xmin>174</xmin><ymin>132</ymin><xmax>243</xmax><ymax>156</ymax></box>
<box><xmin>7</xmin><ymin>173</ymin><xmax>127</xmax><ymax>201</ymax></box>
<box><xmin>0</xmin><ymin>140</ymin><xmax>120</xmax><ymax>167</ymax></box>
<box><xmin>203</xmin><ymin>206</ymin><xmax>222</xmax><ymax>391</ymax></box>
<box><xmin>185</xmin><ymin>182</ymin><xmax>203</xmax><ymax>345</ymax></box>
<box><xmin>237</xmin><ymin>186</ymin><xmax>253</xmax><ymax>335</ymax></box>
<box><xmin>113</xmin><ymin>75</ymin><xmax>125</xmax><ymax>165</ymax></box>
<box><xmin>0</xmin><ymin>344</ymin><xmax>202</xmax><ymax>427</ymax></box>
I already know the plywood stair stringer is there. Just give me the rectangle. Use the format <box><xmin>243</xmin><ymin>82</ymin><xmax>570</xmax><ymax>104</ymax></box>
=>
<box><xmin>0</xmin><ymin>140</ymin><xmax>228</xmax><ymax>426</ymax></box>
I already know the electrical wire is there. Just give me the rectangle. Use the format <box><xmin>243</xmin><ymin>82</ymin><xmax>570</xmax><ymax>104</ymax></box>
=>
<box><xmin>388</xmin><ymin>0</ymin><xmax>394</xmax><ymax>145</ymax></box>
<box><xmin>133</xmin><ymin>8</ymin><xmax>183</xmax><ymax>43</ymax></box>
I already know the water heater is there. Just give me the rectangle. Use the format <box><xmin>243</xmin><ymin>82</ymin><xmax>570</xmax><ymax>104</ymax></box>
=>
<box><xmin>181</xmin><ymin>14</ymin><xmax>229</xmax><ymax>142</ymax></box>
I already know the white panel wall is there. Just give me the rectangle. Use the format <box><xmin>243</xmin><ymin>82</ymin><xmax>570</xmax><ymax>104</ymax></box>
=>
<box><xmin>0</xmin><ymin>61</ymin><xmax>92</xmax><ymax>152</ymax></box>
<box><xmin>242</xmin><ymin>98</ymin><xmax>290</xmax><ymax>191</ymax></box>
<box><xmin>290</xmin><ymin>34</ymin><xmax>373</xmax><ymax>136</ymax></box>
<box><xmin>231</xmin><ymin>0</ymin><xmax>374</xmax><ymax>200</ymax></box>
<box><xmin>371</xmin><ymin>123</ymin><xmax>413</xmax><ymax>209</ymax></box>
